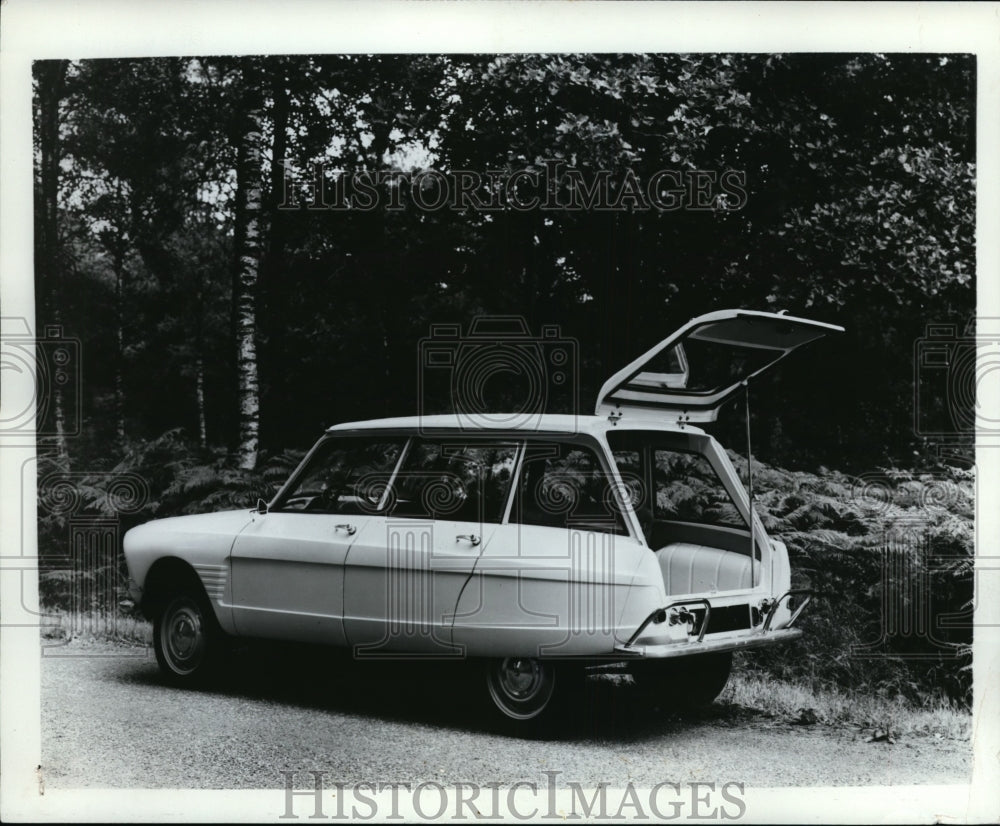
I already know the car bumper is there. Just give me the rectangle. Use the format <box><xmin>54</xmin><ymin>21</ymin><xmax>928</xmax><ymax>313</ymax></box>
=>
<box><xmin>613</xmin><ymin>626</ymin><xmax>803</xmax><ymax>659</ymax></box>
<box><xmin>611</xmin><ymin>590</ymin><xmax>812</xmax><ymax>659</ymax></box>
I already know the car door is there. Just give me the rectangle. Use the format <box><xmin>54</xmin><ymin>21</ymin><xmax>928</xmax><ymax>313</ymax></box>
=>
<box><xmin>595</xmin><ymin>309</ymin><xmax>844</xmax><ymax>423</ymax></box>
<box><xmin>229</xmin><ymin>435</ymin><xmax>406</xmax><ymax>645</ymax></box>
<box><xmin>343</xmin><ymin>438</ymin><xmax>520</xmax><ymax>657</ymax></box>
<box><xmin>452</xmin><ymin>438</ymin><xmax>647</xmax><ymax>658</ymax></box>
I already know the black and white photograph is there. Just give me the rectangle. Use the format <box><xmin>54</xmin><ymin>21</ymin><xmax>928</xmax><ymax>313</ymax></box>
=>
<box><xmin>1</xmin><ymin>1</ymin><xmax>998</xmax><ymax>822</ymax></box>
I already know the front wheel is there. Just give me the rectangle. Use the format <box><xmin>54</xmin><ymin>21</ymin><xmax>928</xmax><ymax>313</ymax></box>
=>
<box><xmin>153</xmin><ymin>589</ymin><xmax>221</xmax><ymax>685</ymax></box>
<box><xmin>485</xmin><ymin>657</ymin><xmax>557</xmax><ymax>721</ymax></box>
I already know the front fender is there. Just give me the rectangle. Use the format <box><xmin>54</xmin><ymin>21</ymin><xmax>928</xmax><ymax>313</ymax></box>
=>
<box><xmin>123</xmin><ymin>510</ymin><xmax>254</xmax><ymax>634</ymax></box>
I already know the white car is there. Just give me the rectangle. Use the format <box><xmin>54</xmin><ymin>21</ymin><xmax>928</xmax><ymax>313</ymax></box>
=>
<box><xmin>124</xmin><ymin>309</ymin><xmax>843</xmax><ymax>722</ymax></box>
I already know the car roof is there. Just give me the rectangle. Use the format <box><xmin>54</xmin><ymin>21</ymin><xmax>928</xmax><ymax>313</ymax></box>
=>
<box><xmin>325</xmin><ymin>413</ymin><xmax>703</xmax><ymax>436</ymax></box>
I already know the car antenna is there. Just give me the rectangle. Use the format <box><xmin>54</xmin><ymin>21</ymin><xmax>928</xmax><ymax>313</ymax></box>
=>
<box><xmin>742</xmin><ymin>379</ymin><xmax>755</xmax><ymax>592</ymax></box>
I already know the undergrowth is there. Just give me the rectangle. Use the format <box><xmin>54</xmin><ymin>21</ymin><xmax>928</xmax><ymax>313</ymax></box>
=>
<box><xmin>723</xmin><ymin>670</ymin><xmax>970</xmax><ymax>740</ymax></box>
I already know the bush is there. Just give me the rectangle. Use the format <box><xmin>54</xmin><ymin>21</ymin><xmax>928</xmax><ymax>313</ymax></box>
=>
<box><xmin>729</xmin><ymin>452</ymin><xmax>973</xmax><ymax>706</ymax></box>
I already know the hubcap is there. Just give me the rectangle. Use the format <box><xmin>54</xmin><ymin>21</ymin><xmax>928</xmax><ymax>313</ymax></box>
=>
<box><xmin>499</xmin><ymin>658</ymin><xmax>542</xmax><ymax>699</ymax></box>
<box><xmin>487</xmin><ymin>657</ymin><xmax>555</xmax><ymax>720</ymax></box>
<box><xmin>163</xmin><ymin>602</ymin><xmax>204</xmax><ymax>673</ymax></box>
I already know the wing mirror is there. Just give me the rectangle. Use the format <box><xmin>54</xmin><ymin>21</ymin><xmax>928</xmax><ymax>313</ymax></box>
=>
<box><xmin>254</xmin><ymin>498</ymin><xmax>269</xmax><ymax>515</ymax></box>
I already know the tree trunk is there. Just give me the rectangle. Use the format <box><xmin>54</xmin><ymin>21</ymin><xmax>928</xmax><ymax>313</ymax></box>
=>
<box><xmin>260</xmin><ymin>62</ymin><xmax>290</xmax><ymax>448</ymax></box>
<box><xmin>113</xmin><ymin>242</ymin><xmax>126</xmax><ymax>443</ymax></box>
<box><xmin>233</xmin><ymin>100</ymin><xmax>264</xmax><ymax>470</ymax></box>
<box><xmin>194</xmin><ymin>274</ymin><xmax>208</xmax><ymax>451</ymax></box>
<box><xmin>34</xmin><ymin>59</ymin><xmax>71</xmax><ymax>470</ymax></box>
<box><xmin>195</xmin><ymin>354</ymin><xmax>208</xmax><ymax>450</ymax></box>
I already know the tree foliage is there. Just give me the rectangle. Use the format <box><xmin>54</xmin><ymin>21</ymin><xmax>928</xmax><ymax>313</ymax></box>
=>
<box><xmin>35</xmin><ymin>53</ymin><xmax>974</xmax><ymax>468</ymax></box>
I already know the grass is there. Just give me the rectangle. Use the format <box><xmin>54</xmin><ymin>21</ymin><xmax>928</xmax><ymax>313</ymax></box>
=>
<box><xmin>40</xmin><ymin>608</ymin><xmax>153</xmax><ymax>648</ymax></box>
<box><xmin>722</xmin><ymin>671</ymin><xmax>970</xmax><ymax>741</ymax></box>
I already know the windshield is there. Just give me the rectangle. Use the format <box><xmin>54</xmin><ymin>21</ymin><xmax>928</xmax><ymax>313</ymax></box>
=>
<box><xmin>607</xmin><ymin>431</ymin><xmax>747</xmax><ymax>532</ymax></box>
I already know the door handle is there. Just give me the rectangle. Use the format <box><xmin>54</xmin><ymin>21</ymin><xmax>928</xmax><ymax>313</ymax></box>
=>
<box><xmin>456</xmin><ymin>534</ymin><xmax>481</xmax><ymax>546</ymax></box>
<box><xmin>335</xmin><ymin>524</ymin><xmax>357</xmax><ymax>536</ymax></box>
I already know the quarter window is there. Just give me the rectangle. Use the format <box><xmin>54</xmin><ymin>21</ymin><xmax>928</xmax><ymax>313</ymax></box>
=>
<box><xmin>512</xmin><ymin>441</ymin><xmax>628</xmax><ymax>535</ymax></box>
<box><xmin>650</xmin><ymin>449</ymin><xmax>746</xmax><ymax>528</ymax></box>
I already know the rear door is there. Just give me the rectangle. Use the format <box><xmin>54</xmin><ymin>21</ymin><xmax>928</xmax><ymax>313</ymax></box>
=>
<box><xmin>452</xmin><ymin>438</ymin><xmax>648</xmax><ymax>658</ymax></box>
<box><xmin>342</xmin><ymin>437</ymin><xmax>520</xmax><ymax>656</ymax></box>
<box><xmin>596</xmin><ymin>309</ymin><xmax>844</xmax><ymax>423</ymax></box>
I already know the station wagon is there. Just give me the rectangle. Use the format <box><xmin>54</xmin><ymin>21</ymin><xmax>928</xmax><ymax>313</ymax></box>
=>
<box><xmin>123</xmin><ymin>309</ymin><xmax>843</xmax><ymax>722</ymax></box>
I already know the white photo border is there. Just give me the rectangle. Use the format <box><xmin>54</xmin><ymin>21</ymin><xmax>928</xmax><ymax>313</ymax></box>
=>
<box><xmin>1</xmin><ymin>1</ymin><xmax>997</xmax><ymax>822</ymax></box>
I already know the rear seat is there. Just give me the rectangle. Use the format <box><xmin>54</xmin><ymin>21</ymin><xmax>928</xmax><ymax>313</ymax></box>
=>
<box><xmin>656</xmin><ymin>543</ymin><xmax>752</xmax><ymax>595</ymax></box>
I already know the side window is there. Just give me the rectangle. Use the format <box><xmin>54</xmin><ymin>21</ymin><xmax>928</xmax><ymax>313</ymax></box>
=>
<box><xmin>513</xmin><ymin>441</ymin><xmax>628</xmax><ymax>535</ymax></box>
<box><xmin>652</xmin><ymin>449</ymin><xmax>747</xmax><ymax>529</ymax></box>
<box><xmin>388</xmin><ymin>440</ymin><xmax>519</xmax><ymax>523</ymax></box>
<box><xmin>277</xmin><ymin>437</ymin><xmax>405</xmax><ymax>515</ymax></box>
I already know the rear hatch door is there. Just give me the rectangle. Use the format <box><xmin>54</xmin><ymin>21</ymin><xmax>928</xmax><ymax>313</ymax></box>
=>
<box><xmin>595</xmin><ymin>309</ymin><xmax>844</xmax><ymax>423</ymax></box>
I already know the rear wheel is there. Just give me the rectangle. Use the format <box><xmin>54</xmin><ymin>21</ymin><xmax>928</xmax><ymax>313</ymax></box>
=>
<box><xmin>153</xmin><ymin>588</ymin><xmax>221</xmax><ymax>686</ymax></box>
<box><xmin>632</xmin><ymin>651</ymin><xmax>732</xmax><ymax>709</ymax></box>
<box><xmin>485</xmin><ymin>657</ymin><xmax>557</xmax><ymax>721</ymax></box>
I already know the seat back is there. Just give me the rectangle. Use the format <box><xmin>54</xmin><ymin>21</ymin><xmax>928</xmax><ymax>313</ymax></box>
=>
<box><xmin>656</xmin><ymin>542</ymin><xmax>752</xmax><ymax>595</ymax></box>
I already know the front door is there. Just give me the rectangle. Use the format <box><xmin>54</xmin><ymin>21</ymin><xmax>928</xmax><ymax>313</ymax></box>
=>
<box><xmin>229</xmin><ymin>435</ymin><xmax>407</xmax><ymax>645</ymax></box>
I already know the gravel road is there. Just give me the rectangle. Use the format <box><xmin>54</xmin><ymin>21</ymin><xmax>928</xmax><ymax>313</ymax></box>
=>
<box><xmin>41</xmin><ymin>640</ymin><xmax>970</xmax><ymax>790</ymax></box>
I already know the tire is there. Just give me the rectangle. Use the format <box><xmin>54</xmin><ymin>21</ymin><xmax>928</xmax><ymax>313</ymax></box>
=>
<box><xmin>485</xmin><ymin>657</ymin><xmax>557</xmax><ymax>722</ymax></box>
<box><xmin>153</xmin><ymin>587</ymin><xmax>222</xmax><ymax>686</ymax></box>
<box><xmin>632</xmin><ymin>651</ymin><xmax>732</xmax><ymax>709</ymax></box>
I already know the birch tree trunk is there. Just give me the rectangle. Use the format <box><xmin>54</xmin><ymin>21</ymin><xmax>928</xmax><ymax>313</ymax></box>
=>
<box><xmin>233</xmin><ymin>101</ymin><xmax>264</xmax><ymax>470</ymax></box>
<box><xmin>259</xmin><ymin>63</ymin><xmax>290</xmax><ymax>447</ymax></box>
